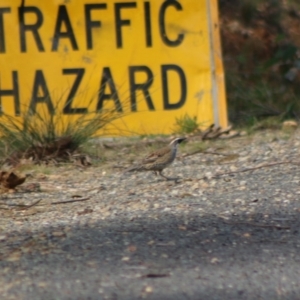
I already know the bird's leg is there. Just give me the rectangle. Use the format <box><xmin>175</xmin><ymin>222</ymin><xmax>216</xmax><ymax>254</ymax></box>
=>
<box><xmin>158</xmin><ymin>170</ymin><xmax>167</xmax><ymax>179</ymax></box>
<box><xmin>158</xmin><ymin>171</ymin><xmax>179</xmax><ymax>181</ymax></box>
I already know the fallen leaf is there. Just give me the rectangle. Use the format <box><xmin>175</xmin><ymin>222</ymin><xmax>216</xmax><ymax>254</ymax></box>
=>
<box><xmin>127</xmin><ymin>245</ymin><xmax>137</xmax><ymax>252</ymax></box>
<box><xmin>282</xmin><ymin>120</ymin><xmax>297</xmax><ymax>130</ymax></box>
<box><xmin>178</xmin><ymin>225</ymin><xmax>187</xmax><ymax>231</ymax></box>
<box><xmin>77</xmin><ymin>208</ymin><xmax>93</xmax><ymax>215</ymax></box>
<box><xmin>73</xmin><ymin>154</ymin><xmax>92</xmax><ymax>167</ymax></box>
<box><xmin>0</xmin><ymin>171</ymin><xmax>26</xmax><ymax>189</ymax></box>
<box><xmin>52</xmin><ymin>231</ymin><xmax>66</xmax><ymax>237</ymax></box>
<box><xmin>179</xmin><ymin>192</ymin><xmax>195</xmax><ymax>198</ymax></box>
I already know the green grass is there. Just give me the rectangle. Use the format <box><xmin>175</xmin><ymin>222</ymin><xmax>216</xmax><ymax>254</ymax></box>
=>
<box><xmin>0</xmin><ymin>93</ymin><xmax>131</xmax><ymax>166</ymax></box>
<box><xmin>173</xmin><ymin>114</ymin><xmax>200</xmax><ymax>134</ymax></box>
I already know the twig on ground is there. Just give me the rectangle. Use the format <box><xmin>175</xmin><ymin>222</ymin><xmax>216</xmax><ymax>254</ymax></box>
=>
<box><xmin>51</xmin><ymin>197</ymin><xmax>91</xmax><ymax>205</ymax></box>
<box><xmin>182</xmin><ymin>150</ymin><xmax>235</xmax><ymax>158</ymax></box>
<box><xmin>77</xmin><ymin>185</ymin><xmax>106</xmax><ymax>193</ymax></box>
<box><xmin>19</xmin><ymin>199</ymin><xmax>43</xmax><ymax>209</ymax></box>
<box><xmin>196</xmin><ymin>161</ymin><xmax>296</xmax><ymax>181</ymax></box>
<box><xmin>181</xmin><ymin>150</ymin><xmax>203</xmax><ymax>157</ymax></box>
<box><xmin>0</xmin><ymin>199</ymin><xmax>42</xmax><ymax>210</ymax></box>
<box><xmin>204</xmin><ymin>151</ymin><xmax>235</xmax><ymax>156</ymax></box>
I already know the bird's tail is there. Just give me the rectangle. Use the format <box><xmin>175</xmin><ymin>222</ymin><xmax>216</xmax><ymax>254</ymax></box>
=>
<box><xmin>123</xmin><ymin>164</ymin><xmax>145</xmax><ymax>173</ymax></box>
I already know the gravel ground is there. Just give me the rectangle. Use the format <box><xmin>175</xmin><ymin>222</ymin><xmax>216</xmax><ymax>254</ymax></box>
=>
<box><xmin>1</xmin><ymin>129</ymin><xmax>300</xmax><ymax>300</ymax></box>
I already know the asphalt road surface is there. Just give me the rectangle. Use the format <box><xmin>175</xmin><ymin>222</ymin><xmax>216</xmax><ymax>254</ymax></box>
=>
<box><xmin>1</xmin><ymin>130</ymin><xmax>300</xmax><ymax>300</ymax></box>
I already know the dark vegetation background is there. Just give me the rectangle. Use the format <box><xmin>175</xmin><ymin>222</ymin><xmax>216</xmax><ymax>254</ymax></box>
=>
<box><xmin>219</xmin><ymin>0</ymin><xmax>300</xmax><ymax>126</ymax></box>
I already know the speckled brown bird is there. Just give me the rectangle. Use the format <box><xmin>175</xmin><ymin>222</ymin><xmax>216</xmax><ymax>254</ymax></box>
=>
<box><xmin>124</xmin><ymin>137</ymin><xmax>186</xmax><ymax>180</ymax></box>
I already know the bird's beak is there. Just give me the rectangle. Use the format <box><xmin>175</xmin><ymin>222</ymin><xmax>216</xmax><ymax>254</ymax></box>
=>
<box><xmin>178</xmin><ymin>138</ymin><xmax>186</xmax><ymax>144</ymax></box>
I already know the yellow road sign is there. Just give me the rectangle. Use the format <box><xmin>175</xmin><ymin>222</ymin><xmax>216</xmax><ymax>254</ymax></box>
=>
<box><xmin>0</xmin><ymin>0</ymin><xmax>227</xmax><ymax>135</ymax></box>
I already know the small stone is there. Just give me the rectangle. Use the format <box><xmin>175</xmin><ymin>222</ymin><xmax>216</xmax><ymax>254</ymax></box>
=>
<box><xmin>210</xmin><ymin>257</ymin><xmax>219</xmax><ymax>264</ymax></box>
<box><xmin>144</xmin><ymin>286</ymin><xmax>153</xmax><ymax>293</ymax></box>
<box><xmin>38</xmin><ymin>282</ymin><xmax>48</xmax><ymax>288</ymax></box>
<box><xmin>6</xmin><ymin>251</ymin><xmax>22</xmax><ymax>262</ymax></box>
<box><xmin>122</xmin><ymin>256</ymin><xmax>130</xmax><ymax>261</ymax></box>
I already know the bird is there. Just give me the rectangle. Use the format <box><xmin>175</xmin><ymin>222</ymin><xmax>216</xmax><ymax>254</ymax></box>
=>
<box><xmin>123</xmin><ymin>137</ymin><xmax>186</xmax><ymax>180</ymax></box>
